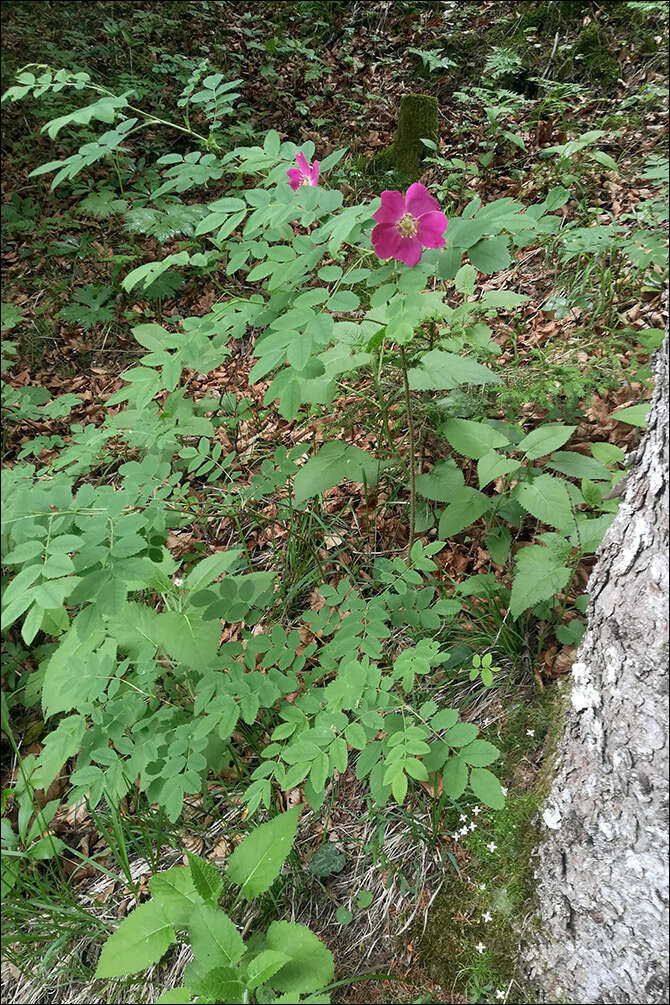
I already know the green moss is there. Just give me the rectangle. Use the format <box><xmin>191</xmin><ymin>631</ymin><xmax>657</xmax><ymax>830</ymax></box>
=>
<box><xmin>572</xmin><ymin>24</ymin><xmax>620</xmax><ymax>90</ymax></box>
<box><xmin>413</xmin><ymin>684</ymin><xmax>569</xmax><ymax>1001</ymax></box>
<box><xmin>390</xmin><ymin>93</ymin><xmax>439</xmax><ymax>180</ymax></box>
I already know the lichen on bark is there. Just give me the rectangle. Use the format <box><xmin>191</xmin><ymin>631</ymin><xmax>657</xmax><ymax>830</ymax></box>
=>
<box><xmin>525</xmin><ymin>334</ymin><xmax>670</xmax><ymax>1004</ymax></box>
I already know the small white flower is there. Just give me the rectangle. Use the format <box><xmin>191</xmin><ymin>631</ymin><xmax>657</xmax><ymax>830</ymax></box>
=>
<box><xmin>495</xmin><ymin>991</ymin><xmax>506</xmax><ymax>1001</ymax></box>
<box><xmin>526</xmin><ymin>729</ymin><xmax>535</xmax><ymax>737</ymax></box>
<box><xmin>501</xmin><ymin>786</ymin><xmax>508</xmax><ymax>796</ymax></box>
<box><xmin>474</xmin><ymin>941</ymin><xmax>486</xmax><ymax>955</ymax></box>
<box><xmin>469</xmin><ymin>820</ymin><xmax>477</xmax><ymax>831</ymax></box>
<box><xmin>473</xmin><ymin>806</ymin><xmax>481</xmax><ymax>816</ymax></box>
<box><xmin>482</xmin><ymin>910</ymin><xmax>493</xmax><ymax>922</ymax></box>
<box><xmin>479</xmin><ymin>882</ymin><xmax>487</xmax><ymax>891</ymax></box>
<box><xmin>487</xmin><ymin>841</ymin><xmax>497</xmax><ymax>853</ymax></box>
<box><xmin>173</xmin><ymin>577</ymin><xmax>184</xmax><ymax>588</ymax></box>
<box><xmin>459</xmin><ymin>826</ymin><xmax>469</xmax><ymax>837</ymax></box>
<box><xmin>460</xmin><ymin>813</ymin><xmax>468</xmax><ymax>822</ymax></box>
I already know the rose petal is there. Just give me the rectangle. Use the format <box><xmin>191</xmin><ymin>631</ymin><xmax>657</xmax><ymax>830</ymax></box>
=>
<box><xmin>373</xmin><ymin>189</ymin><xmax>406</xmax><ymax>224</ymax></box>
<box><xmin>286</xmin><ymin>168</ymin><xmax>302</xmax><ymax>191</ymax></box>
<box><xmin>405</xmin><ymin>182</ymin><xmax>440</xmax><ymax>218</ymax></box>
<box><xmin>372</xmin><ymin>222</ymin><xmax>402</xmax><ymax>260</ymax></box>
<box><xmin>395</xmin><ymin>235</ymin><xmax>423</xmax><ymax>267</ymax></box>
<box><xmin>417</xmin><ymin>211</ymin><xmax>448</xmax><ymax>248</ymax></box>
<box><xmin>296</xmin><ymin>150</ymin><xmax>310</xmax><ymax>174</ymax></box>
<box><xmin>310</xmin><ymin>160</ymin><xmax>320</xmax><ymax>186</ymax></box>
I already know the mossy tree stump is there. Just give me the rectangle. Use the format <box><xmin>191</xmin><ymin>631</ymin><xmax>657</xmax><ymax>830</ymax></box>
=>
<box><xmin>391</xmin><ymin>93</ymin><xmax>439</xmax><ymax>179</ymax></box>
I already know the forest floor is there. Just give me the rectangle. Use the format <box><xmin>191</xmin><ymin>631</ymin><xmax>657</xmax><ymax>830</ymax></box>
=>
<box><xmin>1</xmin><ymin>2</ymin><xmax>668</xmax><ymax>1003</ymax></box>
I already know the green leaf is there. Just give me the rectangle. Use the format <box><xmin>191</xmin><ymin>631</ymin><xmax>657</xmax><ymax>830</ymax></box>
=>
<box><xmin>477</xmin><ymin>451</ymin><xmax>520</xmax><ymax>488</ymax></box>
<box><xmin>156</xmin><ymin>990</ymin><xmax>191</xmax><ymax>1004</ymax></box>
<box><xmin>431</xmin><ymin>709</ymin><xmax>459</xmax><ymax>731</ymax></box>
<box><xmin>460</xmin><ymin>739</ymin><xmax>500</xmax><ymax>766</ymax></box>
<box><xmin>190</xmin><ymin>966</ymin><xmax>246</xmax><ymax>1003</ymax></box>
<box><xmin>612</xmin><ymin>403</ymin><xmax>649</xmax><ymax>428</ymax></box>
<box><xmin>188</xmin><ymin>905</ymin><xmax>244</xmax><ymax>968</ymax></box>
<box><xmin>266</xmin><ymin>921</ymin><xmax>335</xmax><ymax>994</ymax></box>
<box><xmin>514</xmin><ymin>474</ymin><xmax>574</xmax><ymax>532</ymax></box>
<box><xmin>442</xmin><ymin>755</ymin><xmax>468</xmax><ymax>799</ymax></box>
<box><xmin>454</xmin><ymin>264</ymin><xmax>476</xmax><ymax>297</ymax></box>
<box><xmin>408</xmin><ymin>350</ymin><xmax>499</xmax><ymax>391</ymax></box>
<box><xmin>438</xmin><ymin>488</ymin><xmax>491</xmax><ymax>538</ymax></box>
<box><xmin>186</xmin><ymin>853</ymin><xmax>223</xmax><ymax>906</ymax></box>
<box><xmin>517</xmin><ymin>423</ymin><xmax>575</xmax><ymax>460</ymax></box>
<box><xmin>226</xmin><ymin>807</ymin><xmax>301</xmax><ymax>899</ymax></box>
<box><xmin>310</xmin><ymin>843</ymin><xmax>346</xmax><ymax>877</ymax></box>
<box><xmin>293</xmin><ymin>441</ymin><xmax>379</xmax><ymax>505</ymax></box>
<box><xmin>509</xmin><ymin>544</ymin><xmax>571</xmax><ymax>618</ymax></box>
<box><xmin>444</xmin><ymin>722</ymin><xmax>479</xmax><ymax>748</ymax></box>
<box><xmin>469</xmin><ymin>766</ymin><xmax>505</xmax><ymax>809</ymax></box>
<box><xmin>149</xmin><ymin>866</ymin><xmax>205</xmax><ymax>928</ymax></box>
<box><xmin>467</xmin><ymin>236</ymin><xmax>511</xmax><ymax>274</ymax></box>
<box><xmin>415</xmin><ymin>459</ymin><xmax>464</xmax><ymax>502</ymax></box>
<box><xmin>247</xmin><ymin>950</ymin><xmax>291</xmax><ymax>990</ymax></box>
<box><xmin>95</xmin><ymin>902</ymin><xmax>175</xmax><ymax>978</ymax></box>
<box><xmin>442</xmin><ymin>418</ymin><xmax>509</xmax><ymax>460</ymax></box>
<box><xmin>547</xmin><ymin>451</ymin><xmax>611</xmax><ymax>481</ymax></box>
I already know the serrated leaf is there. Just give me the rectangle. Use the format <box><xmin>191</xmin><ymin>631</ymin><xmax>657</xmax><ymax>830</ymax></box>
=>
<box><xmin>442</xmin><ymin>755</ymin><xmax>468</xmax><ymax>799</ymax></box>
<box><xmin>517</xmin><ymin>423</ymin><xmax>575</xmax><ymax>460</ymax></box>
<box><xmin>266</xmin><ymin>921</ymin><xmax>335</xmax><ymax>994</ymax></box>
<box><xmin>438</xmin><ymin>488</ymin><xmax>491</xmax><ymax>538</ymax></box>
<box><xmin>186</xmin><ymin>853</ymin><xmax>223</xmax><ymax>905</ymax></box>
<box><xmin>514</xmin><ymin>474</ymin><xmax>574</xmax><ymax>532</ymax></box>
<box><xmin>469</xmin><ymin>766</ymin><xmax>505</xmax><ymax>808</ymax></box>
<box><xmin>460</xmin><ymin>739</ymin><xmax>500</xmax><ymax>766</ymax></box>
<box><xmin>293</xmin><ymin>441</ymin><xmax>379</xmax><ymax>505</ymax></box>
<box><xmin>509</xmin><ymin>544</ymin><xmax>571</xmax><ymax>618</ymax></box>
<box><xmin>226</xmin><ymin>807</ymin><xmax>301</xmax><ymax>899</ymax></box>
<box><xmin>95</xmin><ymin>902</ymin><xmax>175</xmax><ymax>978</ymax></box>
<box><xmin>149</xmin><ymin>866</ymin><xmax>205</xmax><ymax>927</ymax></box>
<box><xmin>468</xmin><ymin>236</ymin><xmax>511</xmax><ymax>274</ymax></box>
<box><xmin>188</xmin><ymin>905</ymin><xmax>244</xmax><ymax>968</ymax></box>
<box><xmin>442</xmin><ymin>418</ymin><xmax>509</xmax><ymax>460</ymax></box>
<box><xmin>408</xmin><ymin>350</ymin><xmax>499</xmax><ymax>391</ymax></box>
<box><xmin>444</xmin><ymin>722</ymin><xmax>479</xmax><ymax>748</ymax></box>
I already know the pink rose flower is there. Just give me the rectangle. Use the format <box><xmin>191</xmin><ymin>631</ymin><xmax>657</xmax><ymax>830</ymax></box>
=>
<box><xmin>287</xmin><ymin>150</ymin><xmax>320</xmax><ymax>191</ymax></box>
<box><xmin>372</xmin><ymin>183</ymin><xmax>448</xmax><ymax>266</ymax></box>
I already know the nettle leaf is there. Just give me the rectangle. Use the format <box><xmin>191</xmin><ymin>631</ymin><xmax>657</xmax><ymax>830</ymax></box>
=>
<box><xmin>293</xmin><ymin>441</ymin><xmax>379</xmax><ymax>506</ymax></box>
<box><xmin>438</xmin><ymin>487</ymin><xmax>491</xmax><ymax>538</ymax></box>
<box><xmin>408</xmin><ymin>350</ymin><xmax>499</xmax><ymax>391</ymax></box>
<box><xmin>510</xmin><ymin>544</ymin><xmax>571</xmax><ymax>618</ymax></box>
<box><xmin>186</xmin><ymin>852</ymin><xmax>223</xmax><ymax>905</ymax></box>
<box><xmin>442</xmin><ymin>418</ymin><xmax>509</xmax><ymax>460</ymax></box>
<box><xmin>517</xmin><ymin>423</ymin><xmax>575</xmax><ymax>460</ymax></box>
<box><xmin>188</xmin><ymin>904</ymin><xmax>244</xmax><ymax>969</ymax></box>
<box><xmin>266</xmin><ymin>920</ymin><xmax>335</xmax><ymax>995</ymax></box>
<box><xmin>149</xmin><ymin>865</ymin><xmax>205</xmax><ymax>928</ymax></box>
<box><xmin>95</xmin><ymin>902</ymin><xmax>175</xmax><ymax>978</ymax></box>
<box><xmin>226</xmin><ymin>806</ymin><xmax>301</xmax><ymax>899</ymax></box>
<box><xmin>477</xmin><ymin>451</ymin><xmax>520</xmax><ymax>488</ymax></box>
<box><xmin>247</xmin><ymin>950</ymin><xmax>290</xmax><ymax>991</ymax></box>
<box><xmin>514</xmin><ymin>474</ymin><xmax>575</xmax><ymax>532</ymax></box>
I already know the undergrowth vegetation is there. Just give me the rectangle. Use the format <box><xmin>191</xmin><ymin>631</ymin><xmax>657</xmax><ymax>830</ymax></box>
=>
<box><xmin>1</xmin><ymin>2</ymin><xmax>668</xmax><ymax>1003</ymax></box>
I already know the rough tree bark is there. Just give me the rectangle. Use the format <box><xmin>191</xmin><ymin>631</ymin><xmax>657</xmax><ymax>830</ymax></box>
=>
<box><xmin>526</xmin><ymin>335</ymin><xmax>669</xmax><ymax>1004</ymax></box>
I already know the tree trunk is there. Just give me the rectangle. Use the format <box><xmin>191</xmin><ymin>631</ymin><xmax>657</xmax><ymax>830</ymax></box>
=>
<box><xmin>526</xmin><ymin>335</ymin><xmax>669</xmax><ymax>1004</ymax></box>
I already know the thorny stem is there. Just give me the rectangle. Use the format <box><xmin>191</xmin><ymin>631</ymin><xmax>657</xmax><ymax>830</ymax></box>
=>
<box><xmin>399</xmin><ymin>345</ymin><xmax>416</xmax><ymax>555</ymax></box>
